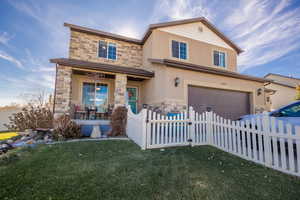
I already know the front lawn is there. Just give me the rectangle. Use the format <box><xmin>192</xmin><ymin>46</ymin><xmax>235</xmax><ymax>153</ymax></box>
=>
<box><xmin>0</xmin><ymin>140</ymin><xmax>299</xmax><ymax>200</ymax></box>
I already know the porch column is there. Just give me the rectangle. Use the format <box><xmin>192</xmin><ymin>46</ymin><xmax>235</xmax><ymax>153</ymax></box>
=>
<box><xmin>114</xmin><ymin>73</ymin><xmax>127</xmax><ymax>108</ymax></box>
<box><xmin>54</xmin><ymin>65</ymin><xmax>72</xmax><ymax>118</ymax></box>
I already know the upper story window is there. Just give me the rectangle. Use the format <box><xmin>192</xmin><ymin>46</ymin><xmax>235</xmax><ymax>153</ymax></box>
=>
<box><xmin>172</xmin><ymin>40</ymin><xmax>187</xmax><ymax>60</ymax></box>
<box><xmin>98</xmin><ymin>41</ymin><xmax>117</xmax><ymax>60</ymax></box>
<box><xmin>213</xmin><ymin>50</ymin><xmax>226</xmax><ymax>67</ymax></box>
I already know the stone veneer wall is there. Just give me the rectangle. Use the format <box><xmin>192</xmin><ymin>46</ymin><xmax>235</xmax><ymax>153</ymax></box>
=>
<box><xmin>147</xmin><ymin>101</ymin><xmax>187</xmax><ymax>114</ymax></box>
<box><xmin>114</xmin><ymin>74</ymin><xmax>127</xmax><ymax>107</ymax></box>
<box><xmin>54</xmin><ymin>65</ymin><xmax>72</xmax><ymax>117</ymax></box>
<box><xmin>69</xmin><ymin>30</ymin><xmax>143</xmax><ymax>68</ymax></box>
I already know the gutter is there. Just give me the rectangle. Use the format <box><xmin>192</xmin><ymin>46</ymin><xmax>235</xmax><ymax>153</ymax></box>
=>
<box><xmin>150</xmin><ymin>58</ymin><xmax>269</xmax><ymax>83</ymax></box>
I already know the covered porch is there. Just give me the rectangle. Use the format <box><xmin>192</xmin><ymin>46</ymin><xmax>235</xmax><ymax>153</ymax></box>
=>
<box><xmin>51</xmin><ymin>58</ymin><xmax>154</xmax><ymax>121</ymax></box>
<box><xmin>71</xmin><ymin>69</ymin><xmax>144</xmax><ymax>120</ymax></box>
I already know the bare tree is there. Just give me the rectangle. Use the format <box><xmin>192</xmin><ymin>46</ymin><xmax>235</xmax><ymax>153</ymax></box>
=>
<box><xmin>18</xmin><ymin>89</ymin><xmax>52</xmax><ymax>108</ymax></box>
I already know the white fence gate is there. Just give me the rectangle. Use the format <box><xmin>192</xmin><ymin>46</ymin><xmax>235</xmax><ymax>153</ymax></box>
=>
<box><xmin>127</xmin><ymin>107</ymin><xmax>300</xmax><ymax>177</ymax></box>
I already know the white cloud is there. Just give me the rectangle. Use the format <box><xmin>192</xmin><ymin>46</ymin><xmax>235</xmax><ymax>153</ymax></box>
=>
<box><xmin>151</xmin><ymin>0</ymin><xmax>215</xmax><ymax>22</ymax></box>
<box><xmin>222</xmin><ymin>0</ymin><xmax>300</xmax><ymax>71</ymax></box>
<box><xmin>0</xmin><ymin>50</ymin><xmax>23</xmax><ymax>69</ymax></box>
<box><xmin>8</xmin><ymin>0</ymin><xmax>70</xmax><ymax>56</ymax></box>
<box><xmin>151</xmin><ymin>0</ymin><xmax>300</xmax><ymax>71</ymax></box>
<box><xmin>0</xmin><ymin>97</ymin><xmax>23</xmax><ymax>106</ymax></box>
<box><xmin>0</xmin><ymin>71</ymin><xmax>55</xmax><ymax>92</ymax></box>
<box><xmin>7</xmin><ymin>0</ymin><xmax>300</xmax><ymax>75</ymax></box>
<box><xmin>110</xmin><ymin>20</ymin><xmax>142</xmax><ymax>38</ymax></box>
<box><xmin>0</xmin><ymin>32</ymin><xmax>13</xmax><ymax>45</ymax></box>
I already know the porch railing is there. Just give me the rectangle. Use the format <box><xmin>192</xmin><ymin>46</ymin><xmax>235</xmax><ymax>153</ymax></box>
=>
<box><xmin>71</xmin><ymin>104</ymin><xmax>113</xmax><ymax>120</ymax></box>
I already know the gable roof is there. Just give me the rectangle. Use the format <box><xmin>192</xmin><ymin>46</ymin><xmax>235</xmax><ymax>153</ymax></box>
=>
<box><xmin>143</xmin><ymin>17</ymin><xmax>243</xmax><ymax>54</ymax></box>
<box><xmin>64</xmin><ymin>17</ymin><xmax>243</xmax><ymax>54</ymax></box>
<box><xmin>264</xmin><ymin>73</ymin><xmax>300</xmax><ymax>81</ymax></box>
<box><xmin>149</xmin><ymin>58</ymin><xmax>269</xmax><ymax>83</ymax></box>
<box><xmin>270</xmin><ymin>80</ymin><xmax>297</xmax><ymax>89</ymax></box>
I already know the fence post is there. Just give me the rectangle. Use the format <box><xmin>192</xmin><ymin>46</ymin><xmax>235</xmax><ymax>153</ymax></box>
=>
<box><xmin>206</xmin><ymin>111</ymin><xmax>213</xmax><ymax>145</ymax></box>
<box><xmin>262</xmin><ymin>112</ymin><xmax>272</xmax><ymax>166</ymax></box>
<box><xmin>189</xmin><ymin>106</ymin><xmax>195</xmax><ymax>146</ymax></box>
<box><xmin>141</xmin><ymin>109</ymin><xmax>147</xmax><ymax>150</ymax></box>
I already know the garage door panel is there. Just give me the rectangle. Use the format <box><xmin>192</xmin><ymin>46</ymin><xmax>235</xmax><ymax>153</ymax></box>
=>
<box><xmin>188</xmin><ymin>86</ymin><xmax>250</xmax><ymax>120</ymax></box>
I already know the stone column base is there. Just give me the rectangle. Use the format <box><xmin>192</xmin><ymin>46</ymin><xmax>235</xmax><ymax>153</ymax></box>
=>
<box><xmin>114</xmin><ymin>74</ymin><xmax>127</xmax><ymax>108</ymax></box>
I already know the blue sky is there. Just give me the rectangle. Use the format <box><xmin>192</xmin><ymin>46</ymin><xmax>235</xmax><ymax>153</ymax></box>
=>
<box><xmin>0</xmin><ymin>0</ymin><xmax>300</xmax><ymax>106</ymax></box>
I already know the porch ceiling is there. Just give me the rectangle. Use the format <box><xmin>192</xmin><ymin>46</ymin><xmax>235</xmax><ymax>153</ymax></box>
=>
<box><xmin>72</xmin><ymin>69</ymin><xmax>146</xmax><ymax>81</ymax></box>
<box><xmin>50</xmin><ymin>58</ymin><xmax>154</xmax><ymax>78</ymax></box>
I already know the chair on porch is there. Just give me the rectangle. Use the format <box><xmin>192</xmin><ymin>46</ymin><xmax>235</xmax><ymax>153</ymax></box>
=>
<box><xmin>74</xmin><ymin>104</ymin><xmax>87</xmax><ymax>120</ymax></box>
<box><xmin>95</xmin><ymin>105</ymin><xmax>107</xmax><ymax>120</ymax></box>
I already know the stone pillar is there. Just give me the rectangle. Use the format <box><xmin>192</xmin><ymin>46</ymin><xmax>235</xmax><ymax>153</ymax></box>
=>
<box><xmin>54</xmin><ymin>65</ymin><xmax>72</xmax><ymax>118</ymax></box>
<box><xmin>114</xmin><ymin>74</ymin><xmax>127</xmax><ymax>108</ymax></box>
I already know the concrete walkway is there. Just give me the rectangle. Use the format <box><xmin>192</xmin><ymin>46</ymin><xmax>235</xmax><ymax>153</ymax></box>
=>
<box><xmin>47</xmin><ymin>137</ymin><xmax>129</xmax><ymax>145</ymax></box>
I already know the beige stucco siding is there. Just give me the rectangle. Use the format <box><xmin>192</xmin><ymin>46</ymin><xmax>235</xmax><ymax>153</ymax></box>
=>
<box><xmin>158</xmin><ymin>21</ymin><xmax>235</xmax><ymax>50</ymax></box>
<box><xmin>142</xmin><ymin>63</ymin><xmax>266</xmax><ymax>113</ymax></box>
<box><xmin>148</xmin><ymin>30</ymin><xmax>237</xmax><ymax>72</ymax></box>
<box><xmin>266</xmin><ymin>83</ymin><xmax>297</xmax><ymax>110</ymax></box>
<box><xmin>69</xmin><ymin>30</ymin><xmax>143</xmax><ymax>68</ymax></box>
<box><xmin>141</xmin><ymin>64</ymin><xmax>168</xmax><ymax>105</ymax></box>
<box><xmin>142</xmin><ymin>33</ymin><xmax>153</xmax><ymax>69</ymax></box>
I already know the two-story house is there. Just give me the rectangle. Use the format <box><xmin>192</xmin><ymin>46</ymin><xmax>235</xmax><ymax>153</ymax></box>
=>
<box><xmin>50</xmin><ymin>17</ymin><xmax>269</xmax><ymax>120</ymax></box>
<box><xmin>264</xmin><ymin>73</ymin><xmax>300</xmax><ymax>110</ymax></box>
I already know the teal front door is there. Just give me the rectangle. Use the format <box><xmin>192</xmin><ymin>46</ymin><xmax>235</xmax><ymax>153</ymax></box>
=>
<box><xmin>126</xmin><ymin>87</ymin><xmax>138</xmax><ymax>114</ymax></box>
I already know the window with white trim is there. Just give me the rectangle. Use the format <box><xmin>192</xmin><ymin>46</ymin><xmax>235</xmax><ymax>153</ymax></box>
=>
<box><xmin>213</xmin><ymin>50</ymin><xmax>226</xmax><ymax>67</ymax></box>
<box><xmin>98</xmin><ymin>41</ymin><xmax>117</xmax><ymax>60</ymax></box>
<box><xmin>172</xmin><ymin>40</ymin><xmax>187</xmax><ymax>60</ymax></box>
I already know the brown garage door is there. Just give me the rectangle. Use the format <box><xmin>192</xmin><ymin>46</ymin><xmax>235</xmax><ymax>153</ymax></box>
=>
<box><xmin>188</xmin><ymin>86</ymin><xmax>250</xmax><ymax>120</ymax></box>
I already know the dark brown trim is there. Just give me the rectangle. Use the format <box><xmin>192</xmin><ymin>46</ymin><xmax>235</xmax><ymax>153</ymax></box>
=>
<box><xmin>271</xmin><ymin>81</ymin><xmax>296</xmax><ymax>89</ymax></box>
<box><xmin>64</xmin><ymin>17</ymin><xmax>243</xmax><ymax>54</ymax></box>
<box><xmin>64</xmin><ymin>23</ymin><xmax>141</xmax><ymax>44</ymax></box>
<box><xmin>149</xmin><ymin>58</ymin><xmax>269</xmax><ymax>83</ymax></box>
<box><xmin>50</xmin><ymin>58</ymin><xmax>154</xmax><ymax>78</ymax></box>
<box><xmin>264</xmin><ymin>73</ymin><xmax>300</xmax><ymax>81</ymax></box>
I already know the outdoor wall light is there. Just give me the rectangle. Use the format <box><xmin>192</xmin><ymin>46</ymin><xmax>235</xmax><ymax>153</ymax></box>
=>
<box><xmin>174</xmin><ymin>77</ymin><xmax>180</xmax><ymax>87</ymax></box>
<box><xmin>257</xmin><ymin>88</ymin><xmax>262</xmax><ymax>96</ymax></box>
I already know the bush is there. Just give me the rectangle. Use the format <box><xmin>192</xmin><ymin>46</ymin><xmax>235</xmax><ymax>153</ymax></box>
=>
<box><xmin>109</xmin><ymin>106</ymin><xmax>127</xmax><ymax>137</ymax></box>
<box><xmin>4</xmin><ymin>106</ymin><xmax>53</xmax><ymax>131</ymax></box>
<box><xmin>53</xmin><ymin>114</ymin><xmax>81</xmax><ymax>140</ymax></box>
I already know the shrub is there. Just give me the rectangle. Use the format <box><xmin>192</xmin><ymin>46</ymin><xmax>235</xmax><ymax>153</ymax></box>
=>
<box><xmin>4</xmin><ymin>106</ymin><xmax>53</xmax><ymax>131</ymax></box>
<box><xmin>52</xmin><ymin>114</ymin><xmax>81</xmax><ymax>140</ymax></box>
<box><xmin>109</xmin><ymin>106</ymin><xmax>127</xmax><ymax>137</ymax></box>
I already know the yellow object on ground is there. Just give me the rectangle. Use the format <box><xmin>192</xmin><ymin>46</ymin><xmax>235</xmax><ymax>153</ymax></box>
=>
<box><xmin>0</xmin><ymin>132</ymin><xmax>18</xmax><ymax>141</ymax></box>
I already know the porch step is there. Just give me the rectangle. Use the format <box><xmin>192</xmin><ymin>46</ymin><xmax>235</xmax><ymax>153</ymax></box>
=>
<box><xmin>73</xmin><ymin>120</ymin><xmax>111</xmax><ymax>137</ymax></box>
<box><xmin>81</xmin><ymin>124</ymin><xmax>111</xmax><ymax>137</ymax></box>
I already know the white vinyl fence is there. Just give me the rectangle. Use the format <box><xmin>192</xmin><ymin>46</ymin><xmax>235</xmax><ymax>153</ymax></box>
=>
<box><xmin>126</xmin><ymin>107</ymin><xmax>147</xmax><ymax>149</ymax></box>
<box><xmin>127</xmin><ymin>106</ymin><xmax>300</xmax><ymax>177</ymax></box>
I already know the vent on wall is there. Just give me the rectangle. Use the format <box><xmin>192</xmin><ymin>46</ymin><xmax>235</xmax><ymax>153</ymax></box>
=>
<box><xmin>198</xmin><ymin>26</ymin><xmax>203</xmax><ymax>32</ymax></box>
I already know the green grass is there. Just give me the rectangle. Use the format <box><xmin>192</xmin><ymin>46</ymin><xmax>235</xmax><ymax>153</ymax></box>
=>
<box><xmin>0</xmin><ymin>141</ymin><xmax>299</xmax><ymax>200</ymax></box>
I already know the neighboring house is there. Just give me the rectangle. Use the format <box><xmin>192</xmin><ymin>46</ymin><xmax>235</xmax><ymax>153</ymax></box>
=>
<box><xmin>0</xmin><ymin>107</ymin><xmax>22</xmax><ymax>131</ymax></box>
<box><xmin>264</xmin><ymin>73</ymin><xmax>300</xmax><ymax>111</ymax></box>
<box><xmin>50</xmin><ymin>17</ymin><xmax>270</xmax><ymax>120</ymax></box>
